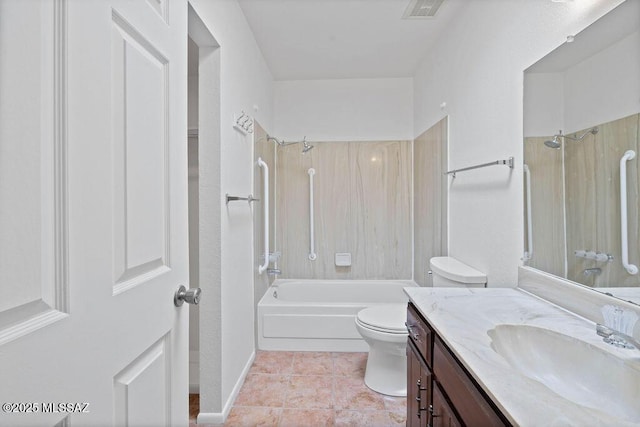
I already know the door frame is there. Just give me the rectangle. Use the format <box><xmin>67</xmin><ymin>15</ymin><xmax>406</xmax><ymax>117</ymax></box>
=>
<box><xmin>187</xmin><ymin>4</ymin><xmax>224</xmax><ymax>423</ymax></box>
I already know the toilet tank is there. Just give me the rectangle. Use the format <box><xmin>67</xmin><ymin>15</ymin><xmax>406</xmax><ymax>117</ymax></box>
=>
<box><xmin>430</xmin><ymin>257</ymin><xmax>487</xmax><ymax>288</ymax></box>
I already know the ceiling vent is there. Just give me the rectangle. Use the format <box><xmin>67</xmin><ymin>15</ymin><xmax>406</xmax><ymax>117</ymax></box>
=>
<box><xmin>402</xmin><ymin>0</ymin><xmax>445</xmax><ymax>19</ymax></box>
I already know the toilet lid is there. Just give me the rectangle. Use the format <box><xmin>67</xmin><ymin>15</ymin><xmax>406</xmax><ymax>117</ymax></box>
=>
<box><xmin>357</xmin><ymin>305</ymin><xmax>407</xmax><ymax>334</ymax></box>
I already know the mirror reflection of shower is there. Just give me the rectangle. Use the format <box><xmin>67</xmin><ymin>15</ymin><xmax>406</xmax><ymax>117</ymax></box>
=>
<box><xmin>544</xmin><ymin>127</ymin><xmax>599</xmax><ymax>149</ymax></box>
<box><xmin>267</xmin><ymin>134</ymin><xmax>314</xmax><ymax>154</ymax></box>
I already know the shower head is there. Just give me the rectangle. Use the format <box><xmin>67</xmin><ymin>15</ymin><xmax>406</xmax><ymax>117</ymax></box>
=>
<box><xmin>543</xmin><ymin>127</ymin><xmax>599</xmax><ymax>149</ymax></box>
<box><xmin>544</xmin><ymin>135</ymin><xmax>561</xmax><ymax>149</ymax></box>
<box><xmin>302</xmin><ymin>140</ymin><xmax>314</xmax><ymax>153</ymax></box>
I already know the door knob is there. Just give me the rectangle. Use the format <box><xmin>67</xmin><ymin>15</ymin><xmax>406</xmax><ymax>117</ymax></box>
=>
<box><xmin>174</xmin><ymin>285</ymin><xmax>201</xmax><ymax>306</ymax></box>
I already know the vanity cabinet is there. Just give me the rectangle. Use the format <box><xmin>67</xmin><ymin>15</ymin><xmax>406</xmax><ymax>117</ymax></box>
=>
<box><xmin>407</xmin><ymin>302</ymin><xmax>510</xmax><ymax>427</ymax></box>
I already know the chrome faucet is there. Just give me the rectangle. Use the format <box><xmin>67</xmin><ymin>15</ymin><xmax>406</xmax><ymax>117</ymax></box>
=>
<box><xmin>583</xmin><ymin>268</ymin><xmax>602</xmax><ymax>277</ymax></box>
<box><xmin>266</xmin><ymin>268</ymin><xmax>281</xmax><ymax>276</ymax></box>
<box><xmin>596</xmin><ymin>324</ymin><xmax>640</xmax><ymax>350</ymax></box>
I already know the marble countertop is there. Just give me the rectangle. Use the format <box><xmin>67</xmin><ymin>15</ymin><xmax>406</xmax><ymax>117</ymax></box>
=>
<box><xmin>404</xmin><ymin>287</ymin><xmax>640</xmax><ymax>427</ymax></box>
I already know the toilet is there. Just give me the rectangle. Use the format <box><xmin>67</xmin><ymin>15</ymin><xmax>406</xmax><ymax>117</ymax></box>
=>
<box><xmin>355</xmin><ymin>304</ymin><xmax>408</xmax><ymax>397</ymax></box>
<box><xmin>430</xmin><ymin>256</ymin><xmax>487</xmax><ymax>287</ymax></box>
<box><xmin>355</xmin><ymin>257</ymin><xmax>486</xmax><ymax>397</ymax></box>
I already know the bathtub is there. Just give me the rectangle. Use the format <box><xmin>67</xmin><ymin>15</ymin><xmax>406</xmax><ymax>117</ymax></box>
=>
<box><xmin>257</xmin><ymin>279</ymin><xmax>418</xmax><ymax>352</ymax></box>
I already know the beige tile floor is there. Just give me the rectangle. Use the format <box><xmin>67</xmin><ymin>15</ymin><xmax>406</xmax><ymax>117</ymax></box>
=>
<box><xmin>189</xmin><ymin>351</ymin><xmax>406</xmax><ymax>427</ymax></box>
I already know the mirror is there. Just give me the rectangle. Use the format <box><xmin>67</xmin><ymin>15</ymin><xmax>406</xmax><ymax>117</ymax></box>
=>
<box><xmin>523</xmin><ymin>0</ymin><xmax>640</xmax><ymax>305</ymax></box>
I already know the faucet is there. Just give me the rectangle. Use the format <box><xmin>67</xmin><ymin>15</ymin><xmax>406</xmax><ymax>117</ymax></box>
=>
<box><xmin>596</xmin><ymin>324</ymin><xmax>640</xmax><ymax>350</ymax></box>
<box><xmin>266</xmin><ymin>268</ymin><xmax>281</xmax><ymax>276</ymax></box>
<box><xmin>583</xmin><ymin>268</ymin><xmax>602</xmax><ymax>277</ymax></box>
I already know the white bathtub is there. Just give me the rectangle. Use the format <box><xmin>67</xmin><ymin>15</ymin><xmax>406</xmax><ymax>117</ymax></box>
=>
<box><xmin>257</xmin><ymin>279</ymin><xmax>418</xmax><ymax>352</ymax></box>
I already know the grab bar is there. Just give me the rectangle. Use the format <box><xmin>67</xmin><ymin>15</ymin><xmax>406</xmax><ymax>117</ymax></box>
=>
<box><xmin>308</xmin><ymin>168</ymin><xmax>317</xmax><ymax>261</ymax></box>
<box><xmin>257</xmin><ymin>158</ymin><xmax>269</xmax><ymax>274</ymax></box>
<box><xmin>620</xmin><ymin>150</ymin><xmax>638</xmax><ymax>275</ymax></box>
<box><xmin>523</xmin><ymin>164</ymin><xmax>533</xmax><ymax>261</ymax></box>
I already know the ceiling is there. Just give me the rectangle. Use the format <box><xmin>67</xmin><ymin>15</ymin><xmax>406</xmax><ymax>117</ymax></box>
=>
<box><xmin>237</xmin><ymin>0</ymin><xmax>465</xmax><ymax>81</ymax></box>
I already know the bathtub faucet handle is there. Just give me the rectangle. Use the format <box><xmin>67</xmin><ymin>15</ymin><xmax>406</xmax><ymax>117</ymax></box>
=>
<box><xmin>262</xmin><ymin>252</ymin><xmax>281</xmax><ymax>263</ymax></box>
<box><xmin>267</xmin><ymin>268</ymin><xmax>281</xmax><ymax>276</ymax></box>
<box><xmin>269</xmin><ymin>251</ymin><xmax>281</xmax><ymax>263</ymax></box>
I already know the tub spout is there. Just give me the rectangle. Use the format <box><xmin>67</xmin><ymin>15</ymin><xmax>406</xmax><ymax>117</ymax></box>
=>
<box><xmin>583</xmin><ymin>268</ymin><xmax>602</xmax><ymax>277</ymax></box>
<box><xmin>267</xmin><ymin>268</ymin><xmax>281</xmax><ymax>276</ymax></box>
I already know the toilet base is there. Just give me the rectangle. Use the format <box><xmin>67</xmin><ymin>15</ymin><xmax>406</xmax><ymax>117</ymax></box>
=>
<box><xmin>363</xmin><ymin>347</ymin><xmax>407</xmax><ymax>397</ymax></box>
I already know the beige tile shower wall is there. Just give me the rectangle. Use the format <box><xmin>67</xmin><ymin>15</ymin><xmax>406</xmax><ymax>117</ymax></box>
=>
<box><xmin>566</xmin><ymin>114</ymin><xmax>640</xmax><ymax>288</ymax></box>
<box><xmin>253</xmin><ymin>122</ymin><xmax>276</xmax><ymax>303</ymax></box>
<box><xmin>276</xmin><ymin>140</ymin><xmax>412</xmax><ymax>279</ymax></box>
<box><xmin>413</xmin><ymin>118</ymin><xmax>448</xmax><ymax>286</ymax></box>
<box><xmin>523</xmin><ymin>136</ymin><xmax>566</xmax><ymax>278</ymax></box>
<box><xmin>564</xmin><ymin>128</ymin><xmax>597</xmax><ymax>286</ymax></box>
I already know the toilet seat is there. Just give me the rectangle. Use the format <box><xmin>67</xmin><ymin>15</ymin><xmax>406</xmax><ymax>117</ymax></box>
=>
<box><xmin>356</xmin><ymin>305</ymin><xmax>408</xmax><ymax>334</ymax></box>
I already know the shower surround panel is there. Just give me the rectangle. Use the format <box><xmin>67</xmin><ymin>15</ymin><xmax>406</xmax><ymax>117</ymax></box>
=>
<box><xmin>565</xmin><ymin>114</ymin><xmax>639</xmax><ymax>288</ymax></box>
<box><xmin>524</xmin><ymin>113</ymin><xmax>640</xmax><ymax>288</ymax></box>
<box><xmin>276</xmin><ymin>140</ymin><xmax>411</xmax><ymax>280</ymax></box>
<box><xmin>413</xmin><ymin>117</ymin><xmax>448</xmax><ymax>286</ymax></box>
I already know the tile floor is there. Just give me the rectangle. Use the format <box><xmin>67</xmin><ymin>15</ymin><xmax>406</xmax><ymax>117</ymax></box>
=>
<box><xmin>189</xmin><ymin>351</ymin><xmax>406</xmax><ymax>427</ymax></box>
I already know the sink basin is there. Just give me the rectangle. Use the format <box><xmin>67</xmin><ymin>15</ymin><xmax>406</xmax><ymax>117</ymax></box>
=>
<box><xmin>488</xmin><ymin>324</ymin><xmax>640</xmax><ymax>423</ymax></box>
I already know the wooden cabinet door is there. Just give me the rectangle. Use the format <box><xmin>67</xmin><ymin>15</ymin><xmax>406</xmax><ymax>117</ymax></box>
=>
<box><xmin>432</xmin><ymin>383</ymin><xmax>462</xmax><ymax>427</ymax></box>
<box><xmin>407</xmin><ymin>341</ymin><xmax>431</xmax><ymax>427</ymax></box>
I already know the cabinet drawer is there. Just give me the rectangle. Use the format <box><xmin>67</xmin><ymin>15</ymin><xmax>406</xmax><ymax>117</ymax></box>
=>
<box><xmin>433</xmin><ymin>337</ymin><xmax>509</xmax><ymax>427</ymax></box>
<box><xmin>407</xmin><ymin>303</ymin><xmax>432</xmax><ymax>366</ymax></box>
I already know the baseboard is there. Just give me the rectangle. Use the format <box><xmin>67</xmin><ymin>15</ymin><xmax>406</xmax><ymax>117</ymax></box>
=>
<box><xmin>195</xmin><ymin>411</ymin><xmax>224</xmax><ymax>424</ymax></box>
<box><xmin>196</xmin><ymin>350</ymin><xmax>256</xmax><ymax>424</ymax></box>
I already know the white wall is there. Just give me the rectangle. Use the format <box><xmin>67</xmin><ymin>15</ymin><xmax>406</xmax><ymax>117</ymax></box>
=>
<box><xmin>523</xmin><ymin>72</ymin><xmax>564</xmax><ymax>137</ymax></box>
<box><xmin>413</xmin><ymin>0</ymin><xmax>624</xmax><ymax>286</ymax></box>
<box><xmin>564</xmin><ymin>30</ymin><xmax>640</xmax><ymax>133</ymax></box>
<box><xmin>274</xmin><ymin>78</ymin><xmax>413</xmax><ymax>141</ymax></box>
<box><xmin>189</xmin><ymin>0</ymin><xmax>274</xmax><ymax>418</ymax></box>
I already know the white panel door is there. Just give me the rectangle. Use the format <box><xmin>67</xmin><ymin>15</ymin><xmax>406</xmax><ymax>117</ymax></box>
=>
<box><xmin>0</xmin><ymin>0</ymin><xmax>189</xmax><ymax>426</ymax></box>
